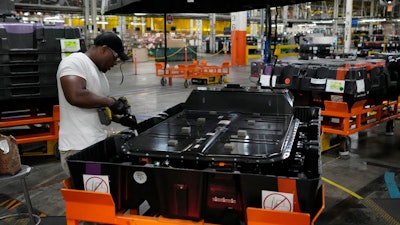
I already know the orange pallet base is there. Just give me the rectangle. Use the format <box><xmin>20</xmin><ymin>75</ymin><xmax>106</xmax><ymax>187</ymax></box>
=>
<box><xmin>0</xmin><ymin>105</ymin><xmax>60</xmax><ymax>157</ymax></box>
<box><xmin>61</xmin><ymin>181</ymin><xmax>324</xmax><ymax>225</ymax></box>
<box><xmin>321</xmin><ymin>98</ymin><xmax>400</xmax><ymax>136</ymax></box>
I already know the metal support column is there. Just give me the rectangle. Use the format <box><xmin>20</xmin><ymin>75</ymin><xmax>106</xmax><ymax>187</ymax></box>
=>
<box><xmin>369</xmin><ymin>0</ymin><xmax>374</xmax><ymax>35</ymax></box>
<box><xmin>84</xmin><ymin>0</ymin><xmax>90</xmax><ymax>47</ymax></box>
<box><xmin>209</xmin><ymin>13</ymin><xmax>216</xmax><ymax>53</ymax></box>
<box><xmin>91</xmin><ymin>0</ymin><xmax>97</xmax><ymax>39</ymax></box>
<box><xmin>344</xmin><ymin>0</ymin><xmax>353</xmax><ymax>53</ymax></box>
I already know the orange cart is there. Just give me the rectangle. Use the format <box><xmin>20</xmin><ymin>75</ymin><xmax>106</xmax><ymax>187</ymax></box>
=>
<box><xmin>321</xmin><ymin>97</ymin><xmax>400</xmax><ymax>152</ymax></box>
<box><xmin>61</xmin><ymin>179</ymin><xmax>324</xmax><ymax>225</ymax></box>
<box><xmin>155</xmin><ymin>61</ymin><xmax>230</xmax><ymax>88</ymax></box>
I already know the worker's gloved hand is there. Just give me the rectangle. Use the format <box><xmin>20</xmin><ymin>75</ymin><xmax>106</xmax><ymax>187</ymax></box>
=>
<box><xmin>109</xmin><ymin>96</ymin><xmax>131</xmax><ymax>115</ymax></box>
<box><xmin>119</xmin><ymin>114</ymin><xmax>138</xmax><ymax>130</ymax></box>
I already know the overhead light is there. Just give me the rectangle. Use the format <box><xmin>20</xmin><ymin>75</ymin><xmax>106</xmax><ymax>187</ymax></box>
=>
<box><xmin>360</xmin><ymin>18</ymin><xmax>386</xmax><ymax>23</ymax></box>
<box><xmin>312</xmin><ymin>20</ymin><xmax>334</xmax><ymax>24</ymax></box>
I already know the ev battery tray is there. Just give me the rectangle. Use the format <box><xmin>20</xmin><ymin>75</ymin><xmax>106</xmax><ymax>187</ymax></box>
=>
<box><xmin>122</xmin><ymin>110</ymin><xmax>299</xmax><ymax>164</ymax></box>
<box><xmin>121</xmin><ymin>88</ymin><xmax>299</xmax><ymax>164</ymax></box>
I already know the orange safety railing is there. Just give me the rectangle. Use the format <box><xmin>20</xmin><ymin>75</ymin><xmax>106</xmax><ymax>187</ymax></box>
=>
<box><xmin>321</xmin><ymin>98</ymin><xmax>400</xmax><ymax>136</ymax></box>
<box><xmin>0</xmin><ymin>105</ymin><xmax>59</xmax><ymax>144</ymax></box>
<box><xmin>61</xmin><ymin>184</ymin><xmax>324</xmax><ymax>225</ymax></box>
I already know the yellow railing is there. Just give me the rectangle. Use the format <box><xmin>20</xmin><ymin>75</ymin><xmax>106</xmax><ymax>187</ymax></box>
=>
<box><xmin>245</xmin><ymin>44</ymin><xmax>300</xmax><ymax>64</ymax></box>
<box><xmin>245</xmin><ymin>45</ymin><xmax>261</xmax><ymax>65</ymax></box>
<box><xmin>272</xmin><ymin>44</ymin><xmax>299</xmax><ymax>60</ymax></box>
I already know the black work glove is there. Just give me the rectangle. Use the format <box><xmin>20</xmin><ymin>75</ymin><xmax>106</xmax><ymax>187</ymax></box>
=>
<box><xmin>109</xmin><ymin>97</ymin><xmax>131</xmax><ymax>115</ymax></box>
<box><xmin>119</xmin><ymin>114</ymin><xmax>138</xmax><ymax>130</ymax></box>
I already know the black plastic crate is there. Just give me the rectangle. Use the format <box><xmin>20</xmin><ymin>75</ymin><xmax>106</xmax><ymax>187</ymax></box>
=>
<box><xmin>0</xmin><ymin>23</ymin><xmax>85</xmax><ymax>53</ymax></box>
<box><xmin>367</xmin><ymin>65</ymin><xmax>387</xmax><ymax>104</ymax></box>
<box><xmin>0</xmin><ymin>62</ymin><xmax>59</xmax><ymax>75</ymax></box>
<box><xmin>0</xmin><ymin>84</ymin><xmax>57</xmax><ymax>100</ymax></box>
<box><xmin>343</xmin><ymin>67</ymin><xmax>370</xmax><ymax>96</ymax></box>
<box><xmin>299</xmin><ymin>65</ymin><xmax>335</xmax><ymax>91</ymax></box>
<box><xmin>36</xmin><ymin>26</ymin><xmax>85</xmax><ymax>52</ymax></box>
<box><xmin>0</xmin><ymin>72</ymin><xmax>57</xmax><ymax>88</ymax></box>
<box><xmin>298</xmin><ymin>44</ymin><xmax>333</xmax><ymax>59</ymax></box>
<box><xmin>0</xmin><ymin>51</ymin><xmax>63</xmax><ymax>63</ymax></box>
<box><xmin>275</xmin><ymin>63</ymin><xmax>304</xmax><ymax>90</ymax></box>
<box><xmin>384</xmin><ymin>55</ymin><xmax>400</xmax><ymax>100</ymax></box>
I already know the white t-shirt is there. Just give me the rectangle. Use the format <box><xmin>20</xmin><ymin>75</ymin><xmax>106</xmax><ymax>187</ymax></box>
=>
<box><xmin>56</xmin><ymin>52</ymin><xmax>110</xmax><ymax>151</ymax></box>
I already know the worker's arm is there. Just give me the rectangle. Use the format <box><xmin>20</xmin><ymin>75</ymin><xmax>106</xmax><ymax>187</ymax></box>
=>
<box><xmin>60</xmin><ymin>75</ymin><xmax>115</xmax><ymax>108</ymax></box>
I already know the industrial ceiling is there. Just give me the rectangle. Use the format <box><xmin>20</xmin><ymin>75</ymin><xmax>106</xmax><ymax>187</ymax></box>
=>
<box><xmin>106</xmin><ymin>0</ymin><xmax>319</xmax><ymax>14</ymax></box>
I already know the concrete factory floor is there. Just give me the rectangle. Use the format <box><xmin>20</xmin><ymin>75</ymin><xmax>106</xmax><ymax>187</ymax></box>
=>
<box><xmin>0</xmin><ymin>53</ymin><xmax>399</xmax><ymax>225</ymax></box>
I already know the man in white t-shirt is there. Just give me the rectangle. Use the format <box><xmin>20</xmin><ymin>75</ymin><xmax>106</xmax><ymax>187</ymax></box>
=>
<box><xmin>56</xmin><ymin>32</ymin><xmax>130</xmax><ymax>176</ymax></box>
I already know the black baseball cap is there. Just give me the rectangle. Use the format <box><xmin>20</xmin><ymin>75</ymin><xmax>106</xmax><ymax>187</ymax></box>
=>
<box><xmin>94</xmin><ymin>32</ymin><xmax>130</xmax><ymax>61</ymax></box>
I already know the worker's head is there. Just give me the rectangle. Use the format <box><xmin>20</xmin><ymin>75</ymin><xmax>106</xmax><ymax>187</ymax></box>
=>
<box><xmin>90</xmin><ymin>32</ymin><xmax>130</xmax><ymax>72</ymax></box>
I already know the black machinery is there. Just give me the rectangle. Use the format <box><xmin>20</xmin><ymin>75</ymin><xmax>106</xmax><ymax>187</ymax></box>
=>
<box><xmin>67</xmin><ymin>86</ymin><xmax>322</xmax><ymax>225</ymax></box>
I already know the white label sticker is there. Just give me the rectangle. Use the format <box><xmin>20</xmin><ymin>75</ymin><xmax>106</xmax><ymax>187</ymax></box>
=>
<box><xmin>133</xmin><ymin>171</ymin><xmax>147</xmax><ymax>184</ymax></box>
<box><xmin>356</xmin><ymin>79</ymin><xmax>365</xmax><ymax>93</ymax></box>
<box><xmin>259</xmin><ymin>74</ymin><xmax>277</xmax><ymax>87</ymax></box>
<box><xmin>60</xmin><ymin>39</ymin><xmax>80</xmax><ymax>52</ymax></box>
<box><xmin>310</xmin><ymin>78</ymin><xmax>326</xmax><ymax>85</ymax></box>
<box><xmin>326</xmin><ymin>79</ymin><xmax>345</xmax><ymax>93</ymax></box>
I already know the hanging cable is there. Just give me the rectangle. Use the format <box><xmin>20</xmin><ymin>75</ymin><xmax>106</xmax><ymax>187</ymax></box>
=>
<box><xmin>272</xmin><ymin>7</ymin><xmax>279</xmax><ymax>62</ymax></box>
<box><xmin>119</xmin><ymin>61</ymin><xmax>125</xmax><ymax>85</ymax></box>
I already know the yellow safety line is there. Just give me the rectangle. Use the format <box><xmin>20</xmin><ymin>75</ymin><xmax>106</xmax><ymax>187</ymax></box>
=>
<box><xmin>321</xmin><ymin>177</ymin><xmax>363</xmax><ymax>199</ymax></box>
<box><xmin>322</xmin><ymin>176</ymin><xmax>400</xmax><ymax>225</ymax></box>
<box><xmin>363</xmin><ymin>198</ymin><xmax>400</xmax><ymax>225</ymax></box>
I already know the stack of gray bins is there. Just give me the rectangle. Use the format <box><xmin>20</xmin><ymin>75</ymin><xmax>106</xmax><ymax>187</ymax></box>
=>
<box><xmin>0</xmin><ymin>23</ymin><xmax>86</xmax><ymax>114</ymax></box>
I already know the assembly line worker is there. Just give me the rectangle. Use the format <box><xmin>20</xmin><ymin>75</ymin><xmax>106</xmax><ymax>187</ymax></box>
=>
<box><xmin>56</xmin><ymin>32</ymin><xmax>130</xmax><ymax>177</ymax></box>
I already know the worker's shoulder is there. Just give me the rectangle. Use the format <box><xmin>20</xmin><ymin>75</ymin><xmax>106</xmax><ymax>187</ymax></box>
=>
<box><xmin>62</xmin><ymin>52</ymin><xmax>86</xmax><ymax>60</ymax></box>
<box><xmin>59</xmin><ymin>52</ymin><xmax>89</xmax><ymax>66</ymax></box>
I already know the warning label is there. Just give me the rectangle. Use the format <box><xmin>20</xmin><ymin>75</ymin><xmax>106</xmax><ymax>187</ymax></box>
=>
<box><xmin>261</xmin><ymin>190</ymin><xmax>294</xmax><ymax>212</ymax></box>
<box><xmin>83</xmin><ymin>174</ymin><xmax>110</xmax><ymax>193</ymax></box>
